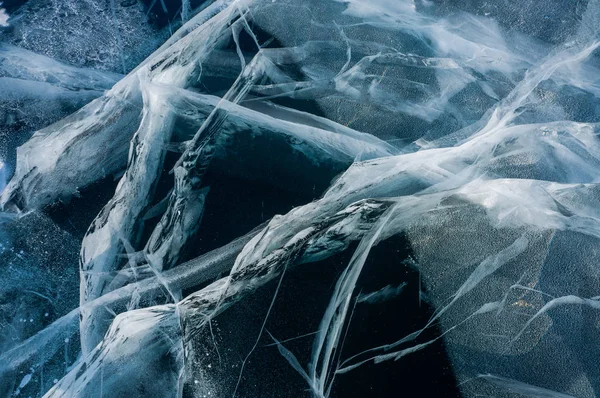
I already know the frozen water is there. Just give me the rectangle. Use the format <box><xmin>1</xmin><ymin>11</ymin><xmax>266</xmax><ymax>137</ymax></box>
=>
<box><xmin>0</xmin><ymin>4</ymin><xmax>8</xmax><ymax>27</ymax></box>
<box><xmin>1</xmin><ymin>0</ymin><xmax>171</xmax><ymax>73</ymax></box>
<box><xmin>3</xmin><ymin>0</ymin><xmax>600</xmax><ymax>397</ymax></box>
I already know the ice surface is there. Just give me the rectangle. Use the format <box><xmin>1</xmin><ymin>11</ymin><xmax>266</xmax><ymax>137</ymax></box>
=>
<box><xmin>44</xmin><ymin>305</ymin><xmax>182</xmax><ymax>398</ymax></box>
<box><xmin>0</xmin><ymin>4</ymin><xmax>7</xmax><ymax>27</ymax></box>
<box><xmin>4</xmin><ymin>0</ymin><xmax>600</xmax><ymax>396</ymax></box>
<box><xmin>0</xmin><ymin>43</ymin><xmax>122</xmax><ymax>182</ymax></box>
<box><xmin>1</xmin><ymin>0</ymin><xmax>172</xmax><ymax>73</ymax></box>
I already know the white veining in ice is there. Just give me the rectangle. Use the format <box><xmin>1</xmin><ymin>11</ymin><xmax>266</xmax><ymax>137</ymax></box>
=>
<box><xmin>0</xmin><ymin>4</ymin><xmax>8</xmax><ymax>27</ymax></box>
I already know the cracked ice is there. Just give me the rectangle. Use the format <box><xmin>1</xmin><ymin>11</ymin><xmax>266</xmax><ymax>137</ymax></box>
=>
<box><xmin>2</xmin><ymin>0</ymin><xmax>600</xmax><ymax>397</ymax></box>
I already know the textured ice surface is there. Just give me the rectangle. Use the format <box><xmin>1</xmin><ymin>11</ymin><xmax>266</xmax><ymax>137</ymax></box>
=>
<box><xmin>3</xmin><ymin>0</ymin><xmax>600</xmax><ymax>397</ymax></box>
<box><xmin>1</xmin><ymin>0</ymin><xmax>172</xmax><ymax>73</ymax></box>
<box><xmin>0</xmin><ymin>43</ymin><xmax>121</xmax><ymax>180</ymax></box>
